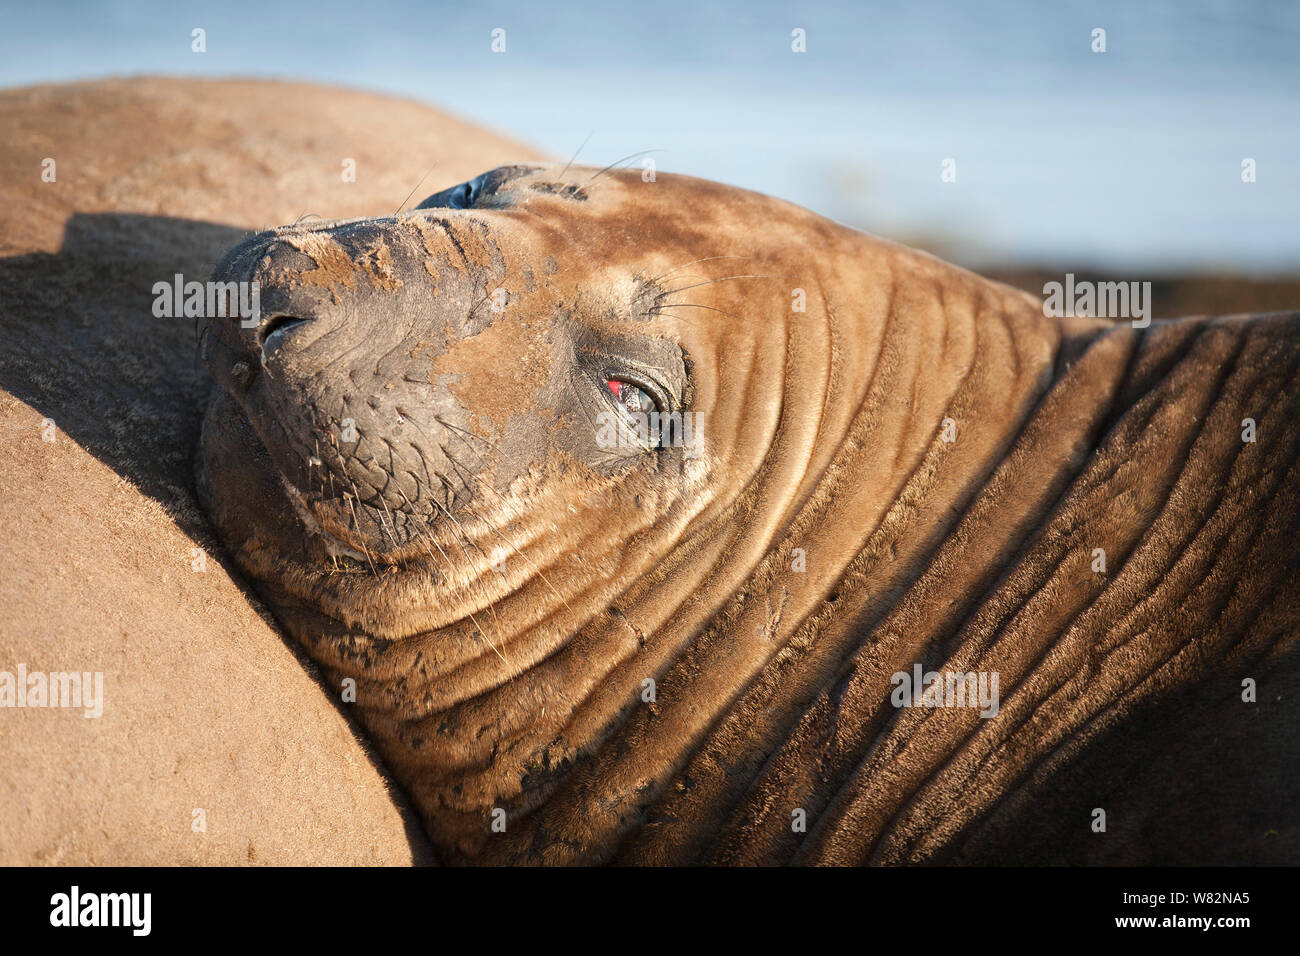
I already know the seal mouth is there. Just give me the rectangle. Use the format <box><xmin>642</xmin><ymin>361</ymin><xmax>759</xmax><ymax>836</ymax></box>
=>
<box><xmin>274</xmin><ymin>468</ymin><xmax>373</xmax><ymax>565</ymax></box>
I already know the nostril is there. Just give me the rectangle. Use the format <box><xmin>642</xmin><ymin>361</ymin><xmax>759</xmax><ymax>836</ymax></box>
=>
<box><xmin>258</xmin><ymin>314</ymin><xmax>310</xmax><ymax>351</ymax></box>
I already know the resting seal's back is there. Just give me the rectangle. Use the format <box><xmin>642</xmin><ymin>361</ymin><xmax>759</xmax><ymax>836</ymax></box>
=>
<box><xmin>197</xmin><ymin>163</ymin><xmax>1300</xmax><ymax>864</ymax></box>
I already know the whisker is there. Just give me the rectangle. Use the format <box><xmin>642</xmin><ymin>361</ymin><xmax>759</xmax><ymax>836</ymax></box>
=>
<box><xmin>431</xmin><ymin>413</ymin><xmax>492</xmax><ymax>448</ymax></box>
<box><xmin>467</xmin><ymin>287</ymin><xmax>498</xmax><ymax>319</ymax></box>
<box><xmin>395</xmin><ymin>488</ymin><xmax>449</xmax><ymax>565</ymax></box>
<box><xmin>429</xmin><ymin>498</ymin><xmax>510</xmax><ymax>662</ymax></box>
<box><xmin>657</xmin><ymin>274</ymin><xmax>772</xmax><ymax>298</ymax></box>
<box><xmin>400</xmin><ymin>485</ymin><xmax>509</xmax><ymax>667</ymax></box>
<box><xmin>314</xmin><ymin>438</ymin><xmax>322</xmax><ymax>501</ymax></box>
<box><xmin>558</xmin><ymin>132</ymin><xmax>594</xmax><ymax>179</ymax></box>
<box><xmin>585</xmin><ymin>148</ymin><xmax>665</xmax><ymax>185</ymax></box>
<box><xmin>400</xmin><ymin>447</ymin><xmax>508</xmax><ymax>647</ymax></box>
<box><xmin>439</xmin><ymin>438</ymin><xmax>574</xmax><ymax>617</ymax></box>
<box><xmin>648</xmin><ymin>302</ymin><xmax>741</xmax><ymax>320</ymax></box>
<box><xmin>374</xmin><ymin>485</ymin><xmax>405</xmax><ymax>553</ymax></box>
<box><xmin>343</xmin><ymin>482</ymin><xmax>380</xmax><ymax>576</ymax></box>
<box><xmin>466</xmin><ymin>607</ymin><xmax>508</xmax><ymax>665</ymax></box>
<box><xmin>395</xmin><ymin>160</ymin><xmax>439</xmax><ymax>216</ymax></box>
<box><xmin>648</xmin><ymin>255</ymin><xmax>751</xmax><ymax>285</ymax></box>
<box><xmin>394</xmin><ymin>487</ymin><xmax>508</xmax><ymax>671</ymax></box>
<box><xmin>408</xmin><ymin>402</ymin><xmax>611</xmax><ymax>623</ymax></box>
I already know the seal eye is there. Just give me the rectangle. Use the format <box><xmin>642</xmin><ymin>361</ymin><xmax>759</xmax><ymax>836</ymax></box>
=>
<box><xmin>606</xmin><ymin>379</ymin><xmax>658</xmax><ymax>417</ymax></box>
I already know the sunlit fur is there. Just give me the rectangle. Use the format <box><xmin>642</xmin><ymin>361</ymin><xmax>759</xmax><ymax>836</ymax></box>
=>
<box><xmin>200</xmin><ymin>164</ymin><xmax>1300</xmax><ymax>864</ymax></box>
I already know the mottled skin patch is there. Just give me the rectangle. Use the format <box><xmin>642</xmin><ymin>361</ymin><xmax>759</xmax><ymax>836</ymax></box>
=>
<box><xmin>198</xmin><ymin>164</ymin><xmax>1300</xmax><ymax>865</ymax></box>
<box><xmin>432</xmin><ymin>307</ymin><xmax>553</xmax><ymax>437</ymax></box>
<box><xmin>280</xmin><ymin>232</ymin><xmax>359</xmax><ymax>299</ymax></box>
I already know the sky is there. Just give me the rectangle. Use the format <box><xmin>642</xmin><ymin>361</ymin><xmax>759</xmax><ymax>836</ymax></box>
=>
<box><xmin>3</xmin><ymin>0</ymin><xmax>1298</xmax><ymax>272</ymax></box>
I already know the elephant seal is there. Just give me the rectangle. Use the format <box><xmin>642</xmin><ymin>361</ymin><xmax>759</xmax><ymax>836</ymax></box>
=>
<box><xmin>198</xmin><ymin>163</ymin><xmax>1300</xmax><ymax>864</ymax></box>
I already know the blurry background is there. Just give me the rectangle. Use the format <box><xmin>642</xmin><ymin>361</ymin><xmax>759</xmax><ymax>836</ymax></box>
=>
<box><xmin>4</xmin><ymin>0</ymin><xmax>1298</xmax><ymax>311</ymax></box>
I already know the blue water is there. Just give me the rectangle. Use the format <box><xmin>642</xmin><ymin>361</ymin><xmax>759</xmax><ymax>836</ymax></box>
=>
<box><xmin>3</xmin><ymin>0</ymin><xmax>1298</xmax><ymax>272</ymax></box>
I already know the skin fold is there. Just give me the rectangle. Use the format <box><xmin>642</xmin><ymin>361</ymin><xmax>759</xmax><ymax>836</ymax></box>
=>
<box><xmin>198</xmin><ymin>163</ymin><xmax>1300</xmax><ymax>864</ymax></box>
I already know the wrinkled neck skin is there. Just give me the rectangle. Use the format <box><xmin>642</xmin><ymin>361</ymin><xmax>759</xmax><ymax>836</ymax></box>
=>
<box><xmin>199</xmin><ymin>170</ymin><xmax>1115</xmax><ymax>862</ymax></box>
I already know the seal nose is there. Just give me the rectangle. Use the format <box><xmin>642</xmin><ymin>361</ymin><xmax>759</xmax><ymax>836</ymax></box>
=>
<box><xmin>256</xmin><ymin>312</ymin><xmax>311</xmax><ymax>354</ymax></box>
<box><xmin>233</xmin><ymin>236</ymin><xmax>334</xmax><ymax>363</ymax></box>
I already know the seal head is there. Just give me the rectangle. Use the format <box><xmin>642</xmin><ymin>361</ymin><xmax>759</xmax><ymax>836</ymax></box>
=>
<box><xmin>198</xmin><ymin>162</ymin><xmax>1064</xmax><ymax>859</ymax></box>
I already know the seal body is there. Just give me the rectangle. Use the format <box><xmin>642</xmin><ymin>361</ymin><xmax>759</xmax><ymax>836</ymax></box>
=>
<box><xmin>198</xmin><ymin>164</ymin><xmax>1300</xmax><ymax>864</ymax></box>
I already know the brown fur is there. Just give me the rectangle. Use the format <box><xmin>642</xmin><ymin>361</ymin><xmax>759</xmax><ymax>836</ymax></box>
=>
<box><xmin>198</xmin><ymin>164</ymin><xmax>1300</xmax><ymax>864</ymax></box>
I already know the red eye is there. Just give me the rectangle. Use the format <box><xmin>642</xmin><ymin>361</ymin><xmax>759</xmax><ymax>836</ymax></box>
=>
<box><xmin>605</xmin><ymin>378</ymin><xmax>657</xmax><ymax>415</ymax></box>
